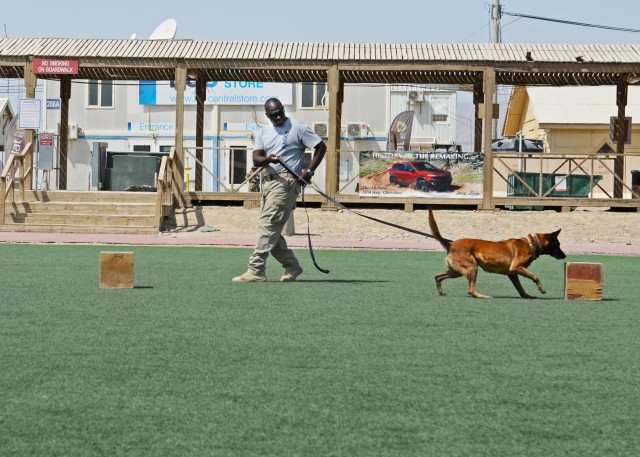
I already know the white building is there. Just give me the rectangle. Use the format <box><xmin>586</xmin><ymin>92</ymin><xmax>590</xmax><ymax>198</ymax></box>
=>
<box><xmin>37</xmin><ymin>79</ymin><xmax>459</xmax><ymax>192</ymax></box>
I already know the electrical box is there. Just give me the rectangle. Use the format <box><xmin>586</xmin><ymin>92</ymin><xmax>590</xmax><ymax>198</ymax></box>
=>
<box><xmin>68</xmin><ymin>123</ymin><xmax>78</xmax><ymax>140</ymax></box>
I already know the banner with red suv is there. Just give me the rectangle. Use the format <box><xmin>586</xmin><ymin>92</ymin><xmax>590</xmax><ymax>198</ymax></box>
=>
<box><xmin>358</xmin><ymin>151</ymin><xmax>483</xmax><ymax>198</ymax></box>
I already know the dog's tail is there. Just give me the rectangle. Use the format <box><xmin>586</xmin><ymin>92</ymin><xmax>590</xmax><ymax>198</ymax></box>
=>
<box><xmin>428</xmin><ymin>209</ymin><xmax>452</xmax><ymax>252</ymax></box>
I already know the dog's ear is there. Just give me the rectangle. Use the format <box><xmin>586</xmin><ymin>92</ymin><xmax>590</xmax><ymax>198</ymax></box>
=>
<box><xmin>550</xmin><ymin>229</ymin><xmax>561</xmax><ymax>238</ymax></box>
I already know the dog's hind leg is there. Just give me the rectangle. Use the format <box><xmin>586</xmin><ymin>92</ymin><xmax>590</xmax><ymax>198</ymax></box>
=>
<box><xmin>466</xmin><ymin>266</ymin><xmax>492</xmax><ymax>298</ymax></box>
<box><xmin>435</xmin><ymin>270</ymin><xmax>460</xmax><ymax>296</ymax></box>
<box><xmin>508</xmin><ymin>274</ymin><xmax>536</xmax><ymax>299</ymax></box>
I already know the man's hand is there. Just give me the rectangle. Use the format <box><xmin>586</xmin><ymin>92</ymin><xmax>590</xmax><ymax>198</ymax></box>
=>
<box><xmin>298</xmin><ymin>170</ymin><xmax>312</xmax><ymax>186</ymax></box>
<box><xmin>268</xmin><ymin>154</ymin><xmax>280</xmax><ymax>164</ymax></box>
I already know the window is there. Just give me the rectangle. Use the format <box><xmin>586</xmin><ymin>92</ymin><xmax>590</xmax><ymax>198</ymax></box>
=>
<box><xmin>88</xmin><ymin>80</ymin><xmax>113</xmax><ymax>107</ymax></box>
<box><xmin>431</xmin><ymin>96</ymin><xmax>449</xmax><ymax>123</ymax></box>
<box><xmin>301</xmin><ymin>83</ymin><xmax>326</xmax><ymax>108</ymax></box>
<box><xmin>159</xmin><ymin>146</ymin><xmax>173</xmax><ymax>153</ymax></box>
<box><xmin>230</xmin><ymin>146</ymin><xmax>248</xmax><ymax>184</ymax></box>
<box><xmin>133</xmin><ymin>145</ymin><xmax>151</xmax><ymax>152</ymax></box>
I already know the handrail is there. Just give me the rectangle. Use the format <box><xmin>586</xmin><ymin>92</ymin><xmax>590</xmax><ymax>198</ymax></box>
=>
<box><xmin>154</xmin><ymin>148</ymin><xmax>177</xmax><ymax>228</ymax></box>
<box><xmin>154</xmin><ymin>147</ymin><xmax>192</xmax><ymax>228</ymax></box>
<box><xmin>155</xmin><ymin>156</ymin><xmax>169</xmax><ymax>228</ymax></box>
<box><xmin>1</xmin><ymin>141</ymin><xmax>33</xmax><ymax>225</ymax></box>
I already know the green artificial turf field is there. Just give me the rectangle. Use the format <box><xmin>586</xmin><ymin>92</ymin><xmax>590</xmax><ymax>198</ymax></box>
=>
<box><xmin>1</xmin><ymin>244</ymin><xmax>639</xmax><ymax>457</ymax></box>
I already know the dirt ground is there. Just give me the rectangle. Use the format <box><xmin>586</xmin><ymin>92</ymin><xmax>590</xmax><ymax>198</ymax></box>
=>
<box><xmin>165</xmin><ymin>204</ymin><xmax>639</xmax><ymax>247</ymax></box>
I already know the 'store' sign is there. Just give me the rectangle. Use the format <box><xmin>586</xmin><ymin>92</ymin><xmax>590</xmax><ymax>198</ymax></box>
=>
<box><xmin>33</xmin><ymin>58</ymin><xmax>78</xmax><ymax>75</ymax></box>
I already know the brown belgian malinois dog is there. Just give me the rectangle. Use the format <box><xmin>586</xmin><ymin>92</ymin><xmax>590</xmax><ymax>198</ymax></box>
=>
<box><xmin>428</xmin><ymin>209</ymin><xmax>566</xmax><ymax>298</ymax></box>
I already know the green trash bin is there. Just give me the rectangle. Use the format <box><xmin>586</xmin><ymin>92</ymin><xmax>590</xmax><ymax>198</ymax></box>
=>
<box><xmin>567</xmin><ymin>174</ymin><xmax>603</xmax><ymax>197</ymax></box>
<box><xmin>507</xmin><ymin>172</ymin><xmax>602</xmax><ymax>210</ymax></box>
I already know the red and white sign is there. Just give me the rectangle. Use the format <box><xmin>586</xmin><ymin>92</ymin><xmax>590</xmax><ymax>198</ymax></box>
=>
<box><xmin>39</xmin><ymin>133</ymin><xmax>54</xmax><ymax>146</ymax></box>
<box><xmin>33</xmin><ymin>58</ymin><xmax>78</xmax><ymax>75</ymax></box>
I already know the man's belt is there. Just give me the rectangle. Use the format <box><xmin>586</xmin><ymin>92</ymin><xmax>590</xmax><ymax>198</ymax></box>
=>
<box><xmin>266</xmin><ymin>171</ymin><xmax>297</xmax><ymax>181</ymax></box>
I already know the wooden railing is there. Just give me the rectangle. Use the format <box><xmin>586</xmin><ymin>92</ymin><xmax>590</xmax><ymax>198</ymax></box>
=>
<box><xmin>1</xmin><ymin>141</ymin><xmax>33</xmax><ymax>225</ymax></box>
<box><xmin>155</xmin><ymin>148</ymin><xmax>188</xmax><ymax>228</ymax></box>
<box><xmin>492</xmin><ymin>152</ymin><xmax>640</xmax><ymax>204</ymax></box>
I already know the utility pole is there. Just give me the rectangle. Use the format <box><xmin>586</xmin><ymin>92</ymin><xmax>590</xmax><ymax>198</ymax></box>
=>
<box><xmin>491</xmin><ymin>0</ymin><xmax>502</xmax><ymax>44</ymax></box>
<box><xmin>491</xmin><ymin>0</ymin><xmax>502</xmax><ymax>139</ymax></box>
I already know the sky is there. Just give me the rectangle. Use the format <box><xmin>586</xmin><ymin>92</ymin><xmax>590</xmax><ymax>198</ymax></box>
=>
<box><xmin>3</xmin><ymin>0</ymin><xmax>640</xmax><ymax>145</ymax></box>
<box><xmin>3</xmin><ymin>0</ymin><xmax>640</xmax><ymax>44</ymax></box>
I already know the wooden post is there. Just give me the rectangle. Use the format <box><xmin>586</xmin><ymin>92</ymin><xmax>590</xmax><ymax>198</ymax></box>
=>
<box><xmin>174</xmin><ymin>63</ymin><xmax>187</xmax><ymax>205</ymax></box>
<box><xmin>195</xmin><ymin>69</ymin><xmax>205</xmax><ymax>191</ymax></box>
<box><xmin>99</xmin><ymin>251</ymin><xmax>134</xmax><ymax>289</ymax></box>
<box><xmin>481</xmin><ymin>67</ymin><xmax>496</xmax><ymax>210</ymax></box>
<box><xmin>24</xmin><ymin>56</ymin><xmax>37</xmax><ymax>191</ymax></box>
<box><xmin>59</xmin><ymin>76</ymin><xmax>72</xmax><ymax>190</ymax></box>
<box><xmin>614</xmin><ymin>79</ymin><xmax>628</xmax><ymax>199</ymax></box>
<box><xmin>326</xmin><ymin>65</ymin><xmax>343</xmax><ymax>203</ymax></box>
<box><xmin>473</xmin><ymin>74</ymin><xmax>484</xmax><ymax>153</ymax></box>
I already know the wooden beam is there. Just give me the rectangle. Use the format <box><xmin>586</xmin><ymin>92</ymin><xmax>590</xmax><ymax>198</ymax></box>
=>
<box><xmin>195</xmin><ymin>69</ymin><xmax>206</xmax><ymax>192</ymax></box>
<box><xmin>326</xmin><ymin>65</ymin><xmax>342</xmax><ymax>201</ymax></box>
<box><xmin>174</xmin><ymin>63</ymin><xmax>187</xmax><ymax>204</ymax></box>
<box><xmin>23</xmin><ymin>57</ymin><xmax>37</xmax><ymax>191</ymax></box>
<box><xmin>614</xmin><ymin>78</ymin><xmax>628</xmax><ymax>199</ymax></box>
<box><xmin>59</xmin><ymin>76</ymin><xmax>71</xmax><ymax>190</ymax></box>
<box><xmin>473</xmin><ymin>74</ymin><xmax>484</xmax><ymax>153</ymax></box>
<box><xmin>482</xmin><ymin>67</ymin><xmax>495</xmax><ymax>210</ymax></box>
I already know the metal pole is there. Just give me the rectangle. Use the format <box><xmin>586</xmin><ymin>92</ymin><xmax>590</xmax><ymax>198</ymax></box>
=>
<box><xmin>491</xmin><ymin>0</ymin><xmax>502</xmax><ymax>140</ymax></box>
<box><xmin>491</xmin><ymin>0</ymin><xmax>502</xmax><ymax>44</ymax></box>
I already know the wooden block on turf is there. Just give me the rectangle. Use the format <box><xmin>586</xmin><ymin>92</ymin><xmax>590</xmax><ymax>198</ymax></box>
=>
<box><xmin>100</xmin><ymin>251</ymin><xmax>134</xmax><ymax>289</ymax></box>
<box><xmin>564</xmin><ymin>262</ymin><xmax>602</xmax><ymax>300</ymax></box>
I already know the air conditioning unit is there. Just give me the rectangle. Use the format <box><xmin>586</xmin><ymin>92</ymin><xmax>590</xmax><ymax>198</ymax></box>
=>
<box><xmin>346</xmin><ymin>122</ymin><xmax>368</xmax><ymax>139</ymax></box>
<box><xmin>407</xmin><ymin>90</ymin><xmax>424</xmax><ymax>102</ymax></box>
<box><xmin>312</xmin><ymin>122</ymin><xmax>329</xmax><ymax>138</ymax></box>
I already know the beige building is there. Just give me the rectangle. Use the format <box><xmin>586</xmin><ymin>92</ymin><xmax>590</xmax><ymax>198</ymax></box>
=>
<box><xmin>497</xmin><ymin>86</ymin><xmax>640</xmax><ymax>198</ymax></box>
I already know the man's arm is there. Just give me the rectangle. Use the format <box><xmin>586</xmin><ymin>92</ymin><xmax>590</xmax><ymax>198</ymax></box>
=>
<box><xmin>252</xmin><ymin>148</ymin><xmax>279</xmax><ymax>167</ymax></box>
<box><xmin>299</xmin><ymin>141</ymin><xmax>327</xmax><ymax>183</ymax></box>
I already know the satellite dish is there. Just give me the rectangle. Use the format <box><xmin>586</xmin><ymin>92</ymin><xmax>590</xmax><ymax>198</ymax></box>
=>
<box><xmin>149</xmin><ymin>18</ymin><xmax>177</xmax><ymax>40</ymax></box>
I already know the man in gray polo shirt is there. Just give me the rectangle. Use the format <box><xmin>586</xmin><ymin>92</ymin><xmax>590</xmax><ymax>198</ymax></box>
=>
<box><xmin>232</xmin><ymin>98</ymin><xmax>327</xmax><ymax>283</ymax></box>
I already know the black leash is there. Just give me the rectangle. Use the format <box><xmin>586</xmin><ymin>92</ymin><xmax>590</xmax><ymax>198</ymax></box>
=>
<box><xmin>277</xmin><ymin>161</ymin><xmax>437</xmax><ymax>239</ymax></box>
<box><xmin>272</xmin><ymin>161</ymin><xmax>437</xmax><ymax>274</ymax></box>
<box><xmin>300</xmin><ymin>188</ymin><xmax>330</xmax><ymax>274</ymax></box>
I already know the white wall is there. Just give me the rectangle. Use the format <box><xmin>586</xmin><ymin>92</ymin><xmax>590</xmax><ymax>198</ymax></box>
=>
<box><xmin>40</xmin><ymin>79</ymin><xmax>461</xmax><ymax>191</ymax></box>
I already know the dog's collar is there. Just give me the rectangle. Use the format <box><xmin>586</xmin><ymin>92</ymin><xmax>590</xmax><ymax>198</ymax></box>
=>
<box><xmin>527</xmin><ymin>234</ymin><xmax>541</xmax><ymax>259</ymax></box>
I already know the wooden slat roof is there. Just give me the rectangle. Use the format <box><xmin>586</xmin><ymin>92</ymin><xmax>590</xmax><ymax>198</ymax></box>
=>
<box><xmin>1</xmin><ymin>38</ymin><xmax>640</xmax><ymax>86</ymax></box>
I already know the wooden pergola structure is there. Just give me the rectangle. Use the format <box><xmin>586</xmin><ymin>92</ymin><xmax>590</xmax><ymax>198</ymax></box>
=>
<box><xmin>2</xmin><ymin>38</ymin><xmax>640</xmax><ymax>210</ymax></box>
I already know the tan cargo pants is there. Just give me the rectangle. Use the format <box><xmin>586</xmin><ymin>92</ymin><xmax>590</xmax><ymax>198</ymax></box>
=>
<box><xmin>247</xmin><ymin>174</ymin><xmax>301</xmax><ymax>275</ymax></box>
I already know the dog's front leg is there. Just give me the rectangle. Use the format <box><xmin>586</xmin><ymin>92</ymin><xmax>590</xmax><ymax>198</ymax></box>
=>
<box><xmin>513</xmin><ymin>267</ymin><xmax>546</xmax><ymax>294</ymax></box>
<box><xmin>508</xmin><ymin>274</ymin><xmax>536</xmax><ymax>299</ymax></box>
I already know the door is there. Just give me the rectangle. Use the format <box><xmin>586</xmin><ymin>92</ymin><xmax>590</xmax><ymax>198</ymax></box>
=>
<box><xmin>91</xmin><ymin>142</ymin><xmax>108</xmax><ymax>190</ymax></box>
<box><xmin>220</xmin><ymin>140</ymin><xmax>252</xmax><ymax>192</ymax></box>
